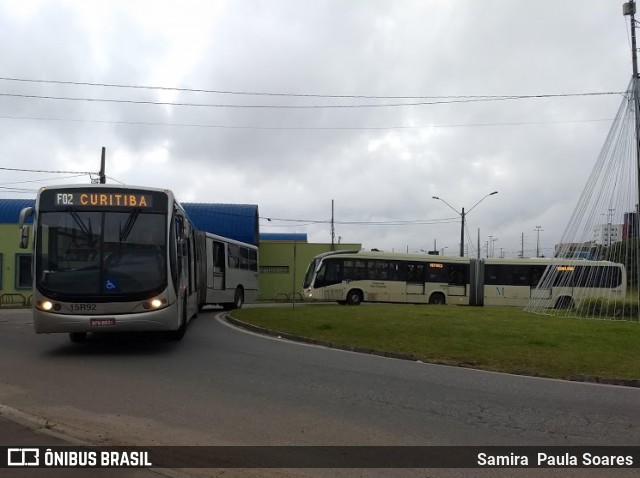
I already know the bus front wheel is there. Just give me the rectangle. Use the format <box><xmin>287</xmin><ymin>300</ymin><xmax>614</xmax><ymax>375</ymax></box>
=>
<box><xmin>346</xmin><ymin>290</ymin><xmax>363</xmax><ymax>306</ymax></box>
<box><xmin>168</xmin><ymin>298</ymin><xmax>188</xmax><ymax>341</ymax></box>
<box><xmin>429</xmin><ymin>293</ymin><xmax>446</xmax><ymax>305</ymax></box>
<box><xmin>69</xmin><ymin>332</ymin><xmax>87</xmax><ymax>343</ymax></box>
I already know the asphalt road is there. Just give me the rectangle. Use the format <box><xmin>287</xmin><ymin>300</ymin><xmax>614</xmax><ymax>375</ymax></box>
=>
<box><xmin>0</xmin><ymin>306</ymin><xmax>639</xmax><ymax>477</ymax></box>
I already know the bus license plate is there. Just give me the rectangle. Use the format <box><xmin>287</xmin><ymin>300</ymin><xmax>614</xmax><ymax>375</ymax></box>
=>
<box><xmin>90</xmin><ymin>318</ymin><xmax>116</xmax><ymax>326</ymax></box>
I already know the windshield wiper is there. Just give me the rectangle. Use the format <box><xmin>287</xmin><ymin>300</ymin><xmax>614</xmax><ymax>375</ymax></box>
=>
<box><xmin>119</xmin><ymin>208</ymin><xmax>141</xmax><ymax>242</ymax></box>
<box><xmin>69</xmin><ymin>210</ymin><xmax>94</xmax><ymax>245</ymax></box>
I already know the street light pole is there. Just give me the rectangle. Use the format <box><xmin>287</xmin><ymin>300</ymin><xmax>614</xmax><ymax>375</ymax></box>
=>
<box><xmin>432</xmin><ymin>191</ymin><xmax>498</xmax><ymax>258</ymax></box>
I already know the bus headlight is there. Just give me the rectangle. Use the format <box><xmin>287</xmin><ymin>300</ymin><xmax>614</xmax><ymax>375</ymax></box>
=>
<box><xmin>143</xmin><ymin>298</ymin><xmax>167</xmax><ymax>310</ymax></box>
<box><xmin>37</xmin><ymin>300</ymin><xmax>54</xmax><ymax>311</ymax></box>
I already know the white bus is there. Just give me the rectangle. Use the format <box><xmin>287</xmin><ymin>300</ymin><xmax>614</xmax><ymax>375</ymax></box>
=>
<box><xmin>19</xmin><ymin>184</ymin><xmax>200</xmax><ymax>342</ymax></box>
<box><xmin>302</xmin><ymin>250</ymin><xmax>472</xmax><ymax>306</ymax></box>
<box><xmin>197</xmin><ymin>231</ymin><xmax>259</xmax><ymax>311</ymax></box>
<box><xmin>302</xmin><ymin>250</ymin><xmax>626</xmax><ymax>308</ymax></box>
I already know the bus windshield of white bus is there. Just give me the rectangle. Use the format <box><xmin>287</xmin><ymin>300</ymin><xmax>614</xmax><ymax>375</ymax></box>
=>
<box><xmin>36</xmin><ymin>189</ymin><xmax>169</xmax><ymax>301</ymax></box>
<box><xmin>303</xmin><ymin>257</ymin><xmax>321</xmax><ymax>289</ymax></box>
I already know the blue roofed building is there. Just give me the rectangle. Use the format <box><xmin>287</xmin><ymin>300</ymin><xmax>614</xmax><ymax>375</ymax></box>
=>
<box><xmin>183</xmin><ymin>203</ymin><xmax>259</xmax><ymax>245</ymax></box>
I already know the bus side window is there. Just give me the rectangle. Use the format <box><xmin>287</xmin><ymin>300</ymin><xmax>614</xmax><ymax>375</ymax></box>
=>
<box><xmin>249</xmin><ymin>249</ymin><xmax>258</xmax><ymax>271</ymax></box>
<box><xmin>530</xmin><ymin>266</ymin><xmax>545</xmax><ymax>287</ymax></box>
<box><xmin>406</xmin><ymin>263</ymin><xmax>425</xmax><ymax>282</ymax></box>
<box><xmin>228</xmin><ymin>244</ymin><xmax>240</xmax><ymax>268</ymax></box>
<box><xmin>212</xmin><ymin>241</ymin><xmax>224</xmax><ymax>271</ymax></box>
<box><xmin>389</xmin><ymin>262</ymin><xmax>401</xmax><ymax>281</ymax></box>
<box><xmin>315</xmin><ymin>259</ymin><xmax>342</xmax><ymax>287</ymax></box>
<box><xmin>448</xmin><ymin>265</ymin><xmax>466</xmax><ymax>285</ymax></box>
<box><xmin>485</xmin><ymin>265</ymin><xmax>499</xmax><ymax>285</ymax></box>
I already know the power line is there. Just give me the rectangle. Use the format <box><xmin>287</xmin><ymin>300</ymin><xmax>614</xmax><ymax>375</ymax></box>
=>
<box><xmin>0</xmin><ymin>166</ymin><xmax>96</xmax><ymax>174</ymax></box>
<box><xmin>0</xmin><ymin>91</ymin><xmax>623</xmax><ymax>110</ymax></box>
<box><xmin>260</xmin><ymin>216</ymin><xmax>460</xmax><ymax>226</ymax></box>
<box><xmin>0</xmin><ymin>114</ymin><xmax>615</xmax><ymax>131</ymax></box>
<box><xmin>0</xmin><ymin>174</ymin><xmax>89</xmax><ymax>187</ymax></box>
<box><xmin>0</xmin><ymin>76</ymin><xmax>626</xmax><ymax>101</ymax></box>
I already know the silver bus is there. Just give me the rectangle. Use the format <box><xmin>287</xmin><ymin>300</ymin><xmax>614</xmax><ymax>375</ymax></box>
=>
<box><xmin>19</xmin><ymin>184</ymin><xmax>199</xmax><ymax>342</ymax></box>
<box><xmin>197</xmin><ymin>231</ymin><xmax>259</xmax><ymax>311</ymax></box>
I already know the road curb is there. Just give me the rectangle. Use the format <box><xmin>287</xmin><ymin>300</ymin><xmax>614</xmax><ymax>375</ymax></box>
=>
<box><xmin>225</xmin><ymin>314</ymin><xmax>640</xmax><ymax>388</ymax></box>
<box><xmin>224</xmin><ymin>314</ymin><xmax>422</xmax><ymax>362</ymax></box>
<box><xmin>0</xmin><ymin>403</ymin><xmax>90</xmax><ymax>446</ymax></box>
<box><xmin>0</xmin><ymin>404</ymin><xmax>191</xmax><ymax>478</ymax></box>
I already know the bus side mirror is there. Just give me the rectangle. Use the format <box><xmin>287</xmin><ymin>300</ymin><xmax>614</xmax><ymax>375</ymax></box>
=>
<box><xmin>19</xmin><ymin>227</ymin><xmax>30</xmax><ymax>249</ymax></box>
<box><xmin>18</xmin><ymin>207</ymin><xmax>34</xmax><ymax>249</ymax></box>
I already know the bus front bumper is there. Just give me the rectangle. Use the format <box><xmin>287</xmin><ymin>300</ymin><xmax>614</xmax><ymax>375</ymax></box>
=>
<box><xmin>33</xmin><ymin>303</ymin><xmax>180</xmax><ymax>334</ymax></box>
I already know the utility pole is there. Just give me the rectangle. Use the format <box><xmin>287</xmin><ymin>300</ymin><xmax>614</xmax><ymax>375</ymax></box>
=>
<box><xmin>521</xmin><ymin>233</ymin><xmax>525</xmax><ymax>258</ymax></box>
<box><xmin>534</xmin><ymin>226</ymin><xmax>544</xmax><ymax>257</ymax></box>
<box><xmin>460</xmin><ymin>207</ymin><xmax>466</xmax><ymax>257</ymax></box>
<box><xmin>99</xmin><ymin>147</ymin><xmax>106</xmax><ymax>184</ymax></box>
<box><xmin>330</xmin><ymin>199</ymin><xmax>335</xmax><ymax>250</ymax></box>
<box><xmin>624</xmin><ymin>0</ymin><xmax>640</xmax><ymax>311</ymax></box>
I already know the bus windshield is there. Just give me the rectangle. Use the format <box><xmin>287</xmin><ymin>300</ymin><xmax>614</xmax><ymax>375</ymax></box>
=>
<box><xmin>303</xmin><ymin>258</ymin><xmax>320</xmax><ymax>289</ymax></box>
<box><xmin>36</xmin><ymin>210</ymin><xmax>167</xmax><ymax>300</ymax></box>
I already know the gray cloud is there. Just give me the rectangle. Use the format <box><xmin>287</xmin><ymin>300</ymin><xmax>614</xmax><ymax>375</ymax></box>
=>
<box><xmin>0</xmin><ymin>0</ymin><xmax>632</xmax><ymax>256</ymax></box>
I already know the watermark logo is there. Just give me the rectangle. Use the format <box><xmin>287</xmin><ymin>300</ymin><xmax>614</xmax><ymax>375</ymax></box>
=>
<box><xmin>7</xmin><ymin>448</ymin><xmax>39</xmax><ymax>466</ymax></box>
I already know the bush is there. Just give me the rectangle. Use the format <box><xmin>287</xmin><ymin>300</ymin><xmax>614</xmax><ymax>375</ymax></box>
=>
<box><xmin>577</xmin><ymin>297</ymin><xmax>640</xmax><ymax>321</ymax></box>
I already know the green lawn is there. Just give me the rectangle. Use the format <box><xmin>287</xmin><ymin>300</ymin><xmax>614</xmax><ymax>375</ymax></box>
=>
<box><xmin>231</xmin><ymin>304</ymin><xmax>640</xmax><ymax>383</ymax></box>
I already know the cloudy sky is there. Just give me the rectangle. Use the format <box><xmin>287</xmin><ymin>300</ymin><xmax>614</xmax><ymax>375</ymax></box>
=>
<box><xmin>0</xmin><ymin>0</ymin><xmax>634</xmax><ymax>257</ymax></box>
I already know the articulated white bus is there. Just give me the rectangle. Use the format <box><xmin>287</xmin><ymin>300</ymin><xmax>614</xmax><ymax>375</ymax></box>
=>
<box><xmin>197</xmin><ymin>231</ymin><xmax>259</xmax><ymax>311</ymax></box>
<box><xmin>19</xmin><ymin>184</ymin><xmax>197</xmax><ymax>342</ymax></box>
<box><xmin>302</xmin><ymin>250</ymin><xmax>626</xmax><ymax>308</ymax></box>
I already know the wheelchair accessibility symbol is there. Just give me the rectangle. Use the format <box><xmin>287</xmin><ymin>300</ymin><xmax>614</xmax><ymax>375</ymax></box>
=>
<box><xmin>104</xmin><ymin>278</ymin><xmax>119</xmax><ymax>291</ymax></box>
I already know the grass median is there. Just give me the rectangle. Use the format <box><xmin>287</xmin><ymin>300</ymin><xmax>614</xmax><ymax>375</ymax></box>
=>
<box><xmin>231</xmin><ymin>304</ymin><xmax>640</xmax><ymax>383</ymax></box>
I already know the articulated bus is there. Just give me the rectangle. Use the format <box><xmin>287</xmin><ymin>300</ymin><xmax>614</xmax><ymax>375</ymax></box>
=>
<box><xmin>302</xmin><ymin>250</ymin><xmax>626</xmax><ymax>308</ymax></box>
<box><xmin>19</xmin><ymin>184</ymin><xmax>201</xmax><ymax>342</ymax></box>
<box><xmin>197</xmin><ymin>231</ymin><xmax>259</xmax><ymax>311</ymax></box>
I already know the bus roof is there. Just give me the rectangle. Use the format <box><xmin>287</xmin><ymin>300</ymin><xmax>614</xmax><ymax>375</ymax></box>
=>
<box><xmin>38</xmin><ymin>184</ymin><xmax>173</xmax><ymax>195</ymax></box>
<box><xmin>483</xmin><ymin>257</ymin><xmax>623</xmax><ymax>267</ymax></box>
<box><xmin>200</xmin><ymin>231</ymin><xmax>258</xmax><ymax>250</ymax></box>
<box><xmin>313</xmin><ymin>250</ymin><xmax>471</xmax><ymax>263</ymax></box>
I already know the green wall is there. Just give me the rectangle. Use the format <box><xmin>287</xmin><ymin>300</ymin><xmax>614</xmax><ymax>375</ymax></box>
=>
<box><xmin>258</xmin><ymin>242</ymin><xmax>361</xmax><ymax>301</ymax></box>
<box><xmin>0</xmin><ymin>223</ymin><xmax>32</xmax><ymax>305</ymax></box>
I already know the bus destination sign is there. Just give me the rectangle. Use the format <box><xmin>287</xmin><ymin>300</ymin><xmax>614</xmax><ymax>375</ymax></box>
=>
<box><xmin>54</xmin><ymin>192</ymin><xmax>154</xmax><ymax>208</ymax></box>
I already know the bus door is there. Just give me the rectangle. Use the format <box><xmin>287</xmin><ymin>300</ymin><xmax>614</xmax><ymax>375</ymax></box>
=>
<box><xmin>405</xmin><ymin>262</ymin><xmax>426</xmax><ymax>301</ymax></box>
<box><xmin>529</xmin><ymin>265</ymin><xmax>550</xmax><ymax>299</ymax></box>
<box><xmin>211</xmin><ymin>240</ymin><xmax>226</xmax><ymax>291</ymax></box>
<box><xmin>446</xmin><ymin>264</ymin><xmax>468</xmax><ymax>297</ymax></box>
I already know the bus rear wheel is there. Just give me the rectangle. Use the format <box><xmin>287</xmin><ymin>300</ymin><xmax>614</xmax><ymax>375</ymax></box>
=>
<box><xmin>429</xmin><ymin>293</ymin><xmax>446</xmax><ymax>305</ymax></box>
<box><xmin>346</xmin><ymin>289</ymin><xmax>363</xmax><ymax>306</ymax></box>
<box><xmin>223</xmin><ymin>288</ymin><xmax>244</xmax><ymax>311</ymax></box>
<box><xmin>555</xmin><ymin>296</ymin><xmax>575</xmax><ymax>310</ymax></box>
